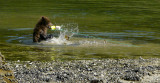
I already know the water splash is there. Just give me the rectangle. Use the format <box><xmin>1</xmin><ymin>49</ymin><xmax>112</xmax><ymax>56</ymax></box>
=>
<box><xmin>42</xmin><ymin>23</ymin><xmax>79</xmax><ymax>45</ymax></box>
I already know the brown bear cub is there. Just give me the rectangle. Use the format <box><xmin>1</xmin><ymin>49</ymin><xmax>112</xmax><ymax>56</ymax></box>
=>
<box><xmin>33</xmin><ymin>16</ymin><xmax>53</xmax><ymax>42</ymax></box>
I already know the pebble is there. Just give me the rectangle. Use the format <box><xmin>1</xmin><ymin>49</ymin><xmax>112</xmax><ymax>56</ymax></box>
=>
<box><xmin>0</xmin><ymin>55</ymin><xmax>160</xmax><ymax>83</ymax></box>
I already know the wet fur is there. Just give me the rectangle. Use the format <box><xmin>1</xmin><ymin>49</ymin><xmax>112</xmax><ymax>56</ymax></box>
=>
<box><xmin>33</xmin><ymin>16</ymin><xmax>52</xmax><ymax>42</ymax></box>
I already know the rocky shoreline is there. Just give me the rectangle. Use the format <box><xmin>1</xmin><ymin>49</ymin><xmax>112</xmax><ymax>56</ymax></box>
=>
<box><xmin>0</xmin><ymin>53</ymin><xmax>160</xmax><ymax>83</ymax></box>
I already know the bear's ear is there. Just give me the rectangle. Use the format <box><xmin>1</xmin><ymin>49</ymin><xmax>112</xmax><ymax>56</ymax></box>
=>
<box><xmin>42</xmin><ymin>16</ymin><xmax>45</xmax><ymax>20</ymax></box>
<box><xmin>41</xmin><ymin>16</ymin><xmax>48</xmax><ymax>25</ymax></box>
<box><xmin>41</xmin><ymin>16</ymin><xmax>46</xmax><ymax>24</ymax></box>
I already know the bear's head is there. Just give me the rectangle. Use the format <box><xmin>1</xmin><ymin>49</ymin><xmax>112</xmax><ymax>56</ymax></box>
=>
<box><xmin>36</xmin><ymin>16</ymin><xmax>53</xmax><ymax>29</ymax></box>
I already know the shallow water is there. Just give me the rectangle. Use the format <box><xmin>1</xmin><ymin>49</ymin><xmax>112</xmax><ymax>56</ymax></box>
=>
<box><xmin>0</xmin><ymin>0</ymin><xmax>160</xmax><ymax>61</ymax></box>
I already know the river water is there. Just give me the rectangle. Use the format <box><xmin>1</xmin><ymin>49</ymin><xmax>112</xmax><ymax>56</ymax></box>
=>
<box><xmin>0</xmin><ymin>0</ymin><xmax>160</xmax><ymax>61</ymax></box>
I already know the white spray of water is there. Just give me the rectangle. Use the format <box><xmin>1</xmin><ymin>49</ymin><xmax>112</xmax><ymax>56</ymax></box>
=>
<box><xmin>43</xmin><ymin>23</ymin><xmax>79</xmax><ymax>45</ymax></box>
<box><xmin>40</xmin><ymin>23</ymin><xmax>123</xmax><ymax>47</ymax></box>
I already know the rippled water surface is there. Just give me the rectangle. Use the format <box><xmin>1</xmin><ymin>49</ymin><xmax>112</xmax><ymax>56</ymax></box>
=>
<box><xmin>0</xmin><ymin>0</ymin><xmax>160</xmax><ymax>61</ymax></box>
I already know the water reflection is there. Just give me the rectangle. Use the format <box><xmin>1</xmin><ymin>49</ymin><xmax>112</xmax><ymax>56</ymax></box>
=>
<box><xmin>1</xmin><ymin>27</ymin><xmax>159</xmax><ymax>61</ymax></box>
<box><xmin>5</xmin><ymin>27</ymin><xmax>160</xmax><ymax>45</ymax></box>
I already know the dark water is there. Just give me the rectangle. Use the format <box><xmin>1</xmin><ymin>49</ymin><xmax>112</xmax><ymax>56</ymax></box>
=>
<box><xmin>0</xmin><ymin>0</ymin><xmax>160</xmax><ymax>61</ymax></box>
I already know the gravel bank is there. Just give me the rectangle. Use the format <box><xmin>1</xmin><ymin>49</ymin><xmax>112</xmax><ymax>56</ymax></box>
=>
<box><xmin>1</xmin><ymin>53</ymin><xmax>160</xmax><ymax>83</ymax></box>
